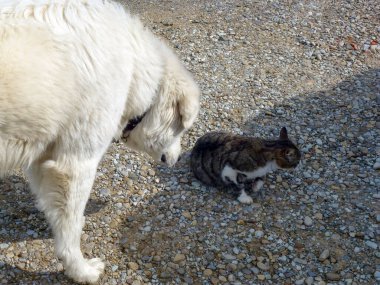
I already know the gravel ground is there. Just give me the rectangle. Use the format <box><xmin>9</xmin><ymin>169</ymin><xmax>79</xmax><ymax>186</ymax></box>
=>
<box><xmin>1</xmin><ymin>0</ymin><xmax>379</xmax><ymax>284</ymax></box>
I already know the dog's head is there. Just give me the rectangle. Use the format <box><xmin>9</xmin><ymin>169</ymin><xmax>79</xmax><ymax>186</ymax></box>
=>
<box><xmin>123</xmin><ymin>57</ymin><xmax>200</xmax><ymax>167</ymax></box>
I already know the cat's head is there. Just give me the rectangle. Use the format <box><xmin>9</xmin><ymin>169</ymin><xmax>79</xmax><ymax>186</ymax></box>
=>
<box><xmin>274</xmin><ymin>127</ymin><xmax>301</xmax><ymax>169</ymax></box>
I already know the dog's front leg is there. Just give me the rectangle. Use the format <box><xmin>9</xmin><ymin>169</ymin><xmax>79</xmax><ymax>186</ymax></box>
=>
<box><xmin>27</xmin><ymin>158</ymin><xmax>104</xmax><ymax>284</ymax></box>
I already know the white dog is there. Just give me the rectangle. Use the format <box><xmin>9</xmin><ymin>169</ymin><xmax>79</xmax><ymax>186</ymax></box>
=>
<box><xmin>0</xmin><ymin>0</ymin><xmax>199</xmax><ymax>283</ymax></box>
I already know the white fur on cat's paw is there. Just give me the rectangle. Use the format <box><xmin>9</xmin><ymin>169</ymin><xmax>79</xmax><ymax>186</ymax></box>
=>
<box><xmin>238</xmin><ymin>191</ymin><xmax>253</xmax><ymax>204</ymax></box>
<box><xmin>65</xmin><ymin>257</ymin><xmax>104</xmax><ymax>284</ymax></box>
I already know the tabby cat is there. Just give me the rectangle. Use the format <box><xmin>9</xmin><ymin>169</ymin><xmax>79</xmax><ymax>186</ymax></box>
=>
<box><xmin>190</xmin><ymin>127</ymin><xmax>301</xmax><ymax>203</ymax></box>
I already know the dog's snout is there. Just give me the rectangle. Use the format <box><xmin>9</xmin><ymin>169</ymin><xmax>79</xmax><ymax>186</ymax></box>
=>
<box><xmin>161</xmin><ymin>154</ymin><xmax>167</xmax><ymax>163</ymax></box>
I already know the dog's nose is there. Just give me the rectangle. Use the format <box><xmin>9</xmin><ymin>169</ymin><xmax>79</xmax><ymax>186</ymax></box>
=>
<box><xmin>161</xmin><ymin>154</ymin><xmax>167</xmax><ymax>163</ymax></box>
<box><xmin>177</xmin><ymin>154</ymin><xmax>182</xmax><ymax>162</ymax></box>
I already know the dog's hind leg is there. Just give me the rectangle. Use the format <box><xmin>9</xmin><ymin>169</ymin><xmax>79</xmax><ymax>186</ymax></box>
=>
<box><xmin>26</xmin><ymin>157</ymin><xmax>104</xmax><ymax>284</ymax></box>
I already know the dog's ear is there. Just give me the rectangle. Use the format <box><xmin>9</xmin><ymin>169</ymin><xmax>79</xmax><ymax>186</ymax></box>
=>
<box><xmin>160</xmin><ymin>46</ymin><xmax>200</xmax><ymax>129</ymax></box>
<box><xmin>177</xmin><ymin>84</ymin><xmax>200</xmax><ymax>129</ymax></box>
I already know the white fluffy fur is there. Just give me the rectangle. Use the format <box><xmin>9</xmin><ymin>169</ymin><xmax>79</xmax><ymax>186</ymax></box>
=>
<box><xmin>0</xmin><ymin>0</ymin><xmax>199</xmax><ymax>283</ymax></box>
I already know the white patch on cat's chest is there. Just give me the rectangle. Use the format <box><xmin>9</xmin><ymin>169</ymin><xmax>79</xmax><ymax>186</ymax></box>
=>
<box><xmin>221</xmin><ymin>161</ymin><xmax>278</xmax><ymax>184</ymax></box>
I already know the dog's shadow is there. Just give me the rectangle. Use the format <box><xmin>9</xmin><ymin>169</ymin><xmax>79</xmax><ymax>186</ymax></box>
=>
<box><xmin>0</xmin><ymin>175</ymin><xmax>107</xmax><ymax>242</ymax></box>
<box><xmin>0</xmin><ymin>175</ymin><xmax>107</xmax><ymax>284</ymax></box>
<box><xmin>0</xmin><ymin>263</ymin><xmax>67</xmax><ymax>285</ymax></box>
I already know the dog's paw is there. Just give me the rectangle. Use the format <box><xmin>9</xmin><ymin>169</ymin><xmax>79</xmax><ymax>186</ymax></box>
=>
<box><xmin>237</xmin><ymin>192</ymin><xmax>253</xmax><ymax>204</ymax></box>
<box><xmin>65</xmin><ymin>258</ymin><xmax>105</xmax><ymax>284</ymax></box>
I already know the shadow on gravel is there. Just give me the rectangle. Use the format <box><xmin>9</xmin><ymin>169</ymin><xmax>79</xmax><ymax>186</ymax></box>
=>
<box><xmin>0</xmin><ymin>264</ymin><xmax>67</xmax><ymax>285</ymax></box>
<box><xmin>0</xmin><ymin>176</ymin><xmax>106</xmax><ymax>284</ymax></box>
<box><xmin>1</xmin><ymin>69</ymin><xmax>378</xmax><ymax>283</ymax></box>
<box><xmin>116</xmin><ymin>68</ymin><xmax>379</xmax><ymax>284</ymax></box>
<box><xmin>0</xmin><ymin>176</ymin><xmax>106</xmax><ymax>242</ymax></box>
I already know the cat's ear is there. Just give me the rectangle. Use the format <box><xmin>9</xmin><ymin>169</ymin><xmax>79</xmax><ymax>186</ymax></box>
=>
<box><xmin>279</xmin><ymin>127</ymin><xmax>288</xmax><ymax>140</ymax></box>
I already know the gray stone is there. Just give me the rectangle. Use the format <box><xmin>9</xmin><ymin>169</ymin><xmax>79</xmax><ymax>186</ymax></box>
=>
<box><xmin>319</xmin><ymin>249</ymin><xmax>330</xmax><ymax>261</ymax></box>
<box><xmin>365</xmin><ymin>240</ymin><xmax>378</xmax><ymax>249</ymax></box>
<box><xmin>304</xmin><ymin>216</ymin><xmax>313</xmax><ymax>226</ymax></box>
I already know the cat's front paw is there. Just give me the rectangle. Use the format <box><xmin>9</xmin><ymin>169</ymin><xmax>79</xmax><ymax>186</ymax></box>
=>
<box><xmin>237</xmin><ymin>191</ymin><xmax>253</xmax><ymax>204</ymax></box>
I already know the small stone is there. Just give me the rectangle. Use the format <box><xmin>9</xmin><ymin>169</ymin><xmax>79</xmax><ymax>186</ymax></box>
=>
<box><xmin>294</xmin><ymin>241</ymin><xmax>304</xmax><ymax>250</ymax></box>
<box><xmin>226</xmin><ymin>263</ymin><xmax>237</xmax><ymax>271</ymax></box>
<box><xmin>374</xmin><ymin>271</ymin><xmax>380</xmax><ymax>281</ymax></box>
<box><xmin>326</xmin><ymin>272</ymin><xmax>341</xmax><ymax>281</ymax></box>
<box><xmin>255</xmin><ymin>230</ymin><xmax>264</xmax><ymax>238</ymax></box>
<box><xmin>143</xmin><ymin>226</ymin><xmax>151</xmax><ymax>232</ymax></box>
<box><xmin>16</xmin><ymin>263</ymin><xmax>26</xmax><ymax>270</ymax></box>
<box><xmin>257</xmin><ymin>274</ymin><xmax>265</xmax><ymax>280</ymax></box>
<box><xmin>295</xmin><ymin>279</ymin><xmax>304</xmax><ymax>285</ymax></box>
<box><xmin>315</xmin><ymin>213</ymin><xmax>323</xmax><ymax>220</ymax></box>
<box><xmin>305</xmin><ymin>277</ymin><xmax>314</xmax><ymax>285</ymax></box>
<box><xmin>99</xmin><ymin>188</ymin><xmax>110</xmax><ymax>196</ymax></box>
<box><xmin>373</xmin><ymin>161</ymin><xmax>380</xmax><ymax>170</ymax></box>
<box><xmin>304</xmin><ymin>216</ymin><xmax>313</xmax><ymax>226</ymax></box>
<box><xmin>319</xmin><ymin>249</ymin><xmax>330</xmax><ymax>261</ymax></box>
<box><xmin>365</xmin><ymin>240</ymin><xmax>378</xmax><ymax>249</ymax></box>
<box><xmin>160</xmin><ymin>271</ymin><xmax>171</xmax><ymax>279</ymax></box>
<box><xmin>173</xmin><ymin>253</ymin><xmax>186</xmax><ymax>263</ymax></box>
<box><xmin>251</xmin><ymin>266</ymin><xmax>259</xmax><ymax>274</ymax></box>
<box><xmin>257</xmin><ymin>261</ymin><xmax>270</xmax><ymax>271</ymax></box>
<box><xmin>218</xmin><ymin>276</ymin><xmax>227</xmax><ymax>282</ymax></box>
<box><xmin>222</xmin><ymin>253</ymin><xmax>236</xmax><ymax>261</ymax></box>
<box><xmin>182</xmin><ymin>211</ymin><xmax>192</xmax><ymax>219</ymax></box>
<box><xmin>204</xmin><ymin>269</ymin><xmax>213</xmax><ymax>276</ymax></box>
<box><xmin>128</xmin><ymin>262</ymin><xmax>139</xmax><ymax>271</ymax></box>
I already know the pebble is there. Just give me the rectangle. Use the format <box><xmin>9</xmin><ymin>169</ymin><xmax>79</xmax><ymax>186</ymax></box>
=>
<box><xmin>326</xmin><ymin>272</ymin><xmax>341</xmax><ymax>281</ymax></box>
<box><xmin>374</xmin><ymin>271</ymin><xmax>380</xmax><ymax>281</ymax></box>
<box><xmin>182</xmin><ymin>211</ymin><xmax>192</xmax><ymax>219</ymax></box>
<box><xmin>305</xmin><ymin>277</ymin><xmax>314</xmax><ymax>285</ymax></box>
<box><xmin>257</xmin><ymin>275</ymin><xmax>265</xmax><ymax>281</ymax></box>
<box><xmin>304</xmin><ymin>216</ymin><xmax>313</xmax><ymax>226</ymax></box>
<box><xmin>222</xmin><ymin>253</ymin><xmax>236</xmax><ymax>261</ymax></box>
<box><xmin>204</xmin><ymin>269</ymin><xmax>213</xmax><ymax>277</ymax></box>
<box><xmin>173</xmin><ymin>253</ymin><xmax>186</xmax><ymax>263</ymax></box>
<box><xmin>257</xmin><ymin>261</ymin><xmax>270</xmax><ymax>271</ymax></box>
<box><xmin>128</xmin><ymin>262</ymin><xmax>139</xmax><ymax>271</ymax></box>
<box><xmin>365</xmin><ymin>241</ymin><xmax>378</xmax><ymax>249</ymax></box>
<box><xmin>319</xmin><ymin>249</ymin><xmax>330</xmax><ymax>261</ymax></box>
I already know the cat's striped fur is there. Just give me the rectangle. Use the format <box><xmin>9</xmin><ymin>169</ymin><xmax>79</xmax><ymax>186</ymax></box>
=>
<box><xmin>190</xmin><ymin>127</ymin><xmax>301</xmax><ymax>203</ymax></box>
